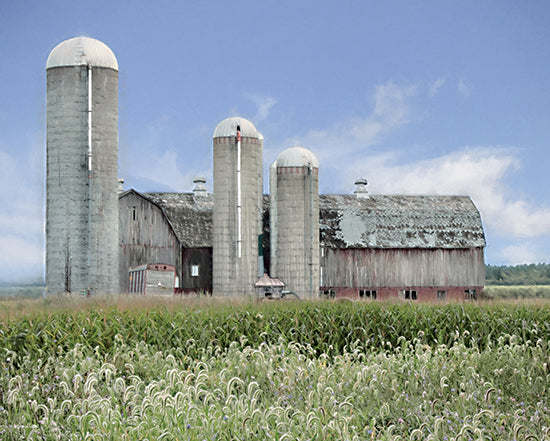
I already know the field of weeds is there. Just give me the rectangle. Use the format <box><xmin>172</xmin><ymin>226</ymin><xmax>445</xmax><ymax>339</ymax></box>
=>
<box><xmin>0</xmin><ymin>297</ymin><xmax>549</xmax><ymax>440</ymax></box>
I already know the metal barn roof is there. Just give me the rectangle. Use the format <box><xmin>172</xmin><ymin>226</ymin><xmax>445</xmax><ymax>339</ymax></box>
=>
<box><xmin>121</xmin><ymin>190</ymin><xmax>485</xmax><ymax>250</ymax></box>
<box><xmin>319</xmin><ymin>195</ymin><xmax>486</xmax><ymax>249</ymax></box>
<box><xmin>142</xmin><ymin>192</ymin><xmax>214</xmax><ymax>248</ymax></box>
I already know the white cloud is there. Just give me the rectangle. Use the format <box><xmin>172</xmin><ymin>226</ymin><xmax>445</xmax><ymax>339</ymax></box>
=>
<box><xmin>341</xmin><ymin>147</ymin><xmax>550</xmax><ymax>240</ymax></box>
<box><xmin>243</xmin><ymin>92</ymin><xmax>278</xmax><ymax>122</ymax></box>
<box><xmin>371</xmin><ymin>81</ymin><xmax>416</xmax><ymax>126</ymax></box>
<box><xmin>429</xmin><ymin>77</ymin><xmax>446</xmax><ymax>97</ymax></box>
<box><xmin>457</xmin><ymin>78</ymin><xmax>472</xmax><ymax>98</ymax></box>
<box><xmin>123</xmin><ymin>115</ymin><xmax>211</xmax><ymax>192</ymax></box>
<box><xmin>496</xmin><ymin>243</ymin><xmax>546</xmax><ymax>265</ymax></box>
<box><xmin>0</xmin><ymin>146</ymin><xmax>45</xmax><ymax>282</ymax></box>
<box><xmin>131</xmin><ymin>149</ymin><xmax>205</xmax><ymax>191</ymax></box>
<box><xmin>0</xmin><ymin>235</ymin><xmax>43</xmax><ymax>266</ymax></box>
<box><xmin>290</xmin><ymin>81</ymin><xmax>417</xmax><ymax>163</ymax></box>
<box><xmin>280</xmin><ymin>80</ymin><xmax>550</xmax><ymax>251</ymax></box>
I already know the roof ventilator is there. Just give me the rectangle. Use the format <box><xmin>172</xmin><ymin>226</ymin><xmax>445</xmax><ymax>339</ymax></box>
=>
<box><xmin>192</xmin><ymin>176</ymin><xmax>208</xmax><ymax>197</ymax></box>
<box><xmin>354</xmin><ymin>178</ymin><xmax>369</xmax><ymax>198</ymax></box>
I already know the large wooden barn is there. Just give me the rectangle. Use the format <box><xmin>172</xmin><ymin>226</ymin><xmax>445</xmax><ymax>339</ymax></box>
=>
<box><xmin>118</xmin><ymin>187</ymin><xmax>485</xmax><ymax>300</ymax></box>
<box><xmin>318</xmin><ymin>194</ymin><xmax>485</xmax><ymax>301</ymax></box>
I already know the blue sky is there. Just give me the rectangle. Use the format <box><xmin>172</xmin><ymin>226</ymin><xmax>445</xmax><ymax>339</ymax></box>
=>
<box><xmin>1</xmin><ymin>1</ymin><xmax>549</xmax><ymax>283</ymax></box>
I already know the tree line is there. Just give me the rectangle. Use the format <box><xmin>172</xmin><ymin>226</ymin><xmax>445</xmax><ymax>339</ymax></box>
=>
<box><xmin>485</xmin><ymin>263</ymin><xmax>550</xmax><ymax>286</ymax></box>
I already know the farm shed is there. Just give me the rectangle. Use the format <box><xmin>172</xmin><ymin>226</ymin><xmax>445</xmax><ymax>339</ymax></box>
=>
<box><xmin>319</xmin><ymin>194</ymin><xmax>486</xmax><ymax>301</ymax></box>
<box><xmin>118</xmin><ymin>189</ymin><xmax>213</xmax><ymax>293</ymax></box>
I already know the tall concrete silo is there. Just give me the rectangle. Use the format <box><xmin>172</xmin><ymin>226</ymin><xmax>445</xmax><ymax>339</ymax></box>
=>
<box><xmin>213</xmin><ymin>117</ymin><xmax>263</xmax><ymax>296</ymax></box>
<box><xmin>270</xmin><ymin>147</ymin><xmax>319</xmax><ymax>299</ymax></box>
<box><xmin>46</xmin><ymin>36</ymin><xmax>119</xmax><ymax>294</ymax></box>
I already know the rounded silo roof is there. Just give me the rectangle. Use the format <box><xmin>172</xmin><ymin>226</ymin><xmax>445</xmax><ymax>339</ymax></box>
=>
<box><xmin>46</xmin><ymin>36</ymin><xmax>118</xmax><ymax>70</ymax></box>
<box><xmin>276</xmin><ymin>147</ymin><xmax>319</xmax><ymax>168</ymax></box>
<box><xmin>213</xmin><ymin>117</ymin><xmax>261</xmax><ymax>139</ymax></box>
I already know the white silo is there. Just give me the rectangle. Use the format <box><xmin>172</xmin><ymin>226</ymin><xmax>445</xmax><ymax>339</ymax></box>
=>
<box><xmin>46</xmin><ymin>36</ymin><xmax>119</xmax><ymax>294</ymax></box>
<box><xmin>270</xmin><ymin>147</ymin><xmax>319</xmax><ymax>299</ymax></box>
<box><xmin>213</xmin><ymin>117</ymin><xmax>263</xmax><ymax>296</ymax></box>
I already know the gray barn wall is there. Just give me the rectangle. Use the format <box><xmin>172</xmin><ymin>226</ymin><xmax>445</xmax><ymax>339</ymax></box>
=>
<box><xmin>46</xmin><ymin>65</ymin><xmax>119</xmax><ymax>294</ymax></box>
<box><xmin>320</xmin><ymin>247</ymin><xmax>485</xmax><ymax>289</ymax></box>
<box><xmin>118</xmin><ymin>192</ymin><xmax>181</xmax><ymax>292</ymax></box>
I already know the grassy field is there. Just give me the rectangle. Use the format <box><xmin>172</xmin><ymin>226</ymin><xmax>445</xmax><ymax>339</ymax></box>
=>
<box><xmin>0</xmin><ymin>297</ymin><xmax>549</xmax><ymax>440</ymax></box>
<box><xmin>0</xmin><ymin>285</ymin><xmax>44</xmax><ymax>299</ymax></box>
<box><xmin>483</xmin><ymin>285</ymin><xmax>550</xmax><ymax>300</ymax></box>
<box><xmin>2</xmin><ymin>284</ymin><xmax>550</xmax><ymax>301</ymax></box>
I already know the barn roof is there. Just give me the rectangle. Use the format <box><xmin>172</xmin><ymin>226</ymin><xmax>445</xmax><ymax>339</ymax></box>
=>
<box><xmin>123</xmin><ymin>190</ymin><xmax>485</xmax><ymax>250</ymax></box>
<box><xmin>319</xmin><ymin>195</ymin><xmax>485</xmax><ymax>249</ymax></box>
<box><xmin>142</xmin><ymin>192</ymin><xmax>214</xmax><ymax>248</ymax></box>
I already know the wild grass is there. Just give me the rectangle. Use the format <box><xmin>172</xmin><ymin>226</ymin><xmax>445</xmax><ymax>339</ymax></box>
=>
<box><xmin>1</xmin><ymin>298</ymin><xmax>549</xmax><ymax>439</ymax></box>
<box><xmin>1</xmin><ymin>334</ymin><xmax>549</xmax><ymax>440</ymax></box>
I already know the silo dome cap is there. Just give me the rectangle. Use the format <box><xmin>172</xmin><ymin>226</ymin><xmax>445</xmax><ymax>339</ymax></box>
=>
<box><xmin>46</xmin><ymin>36</ymin><xmax>118</xmax><ymax>70</ymax></box>
<box><xmin>276</xmin><ymin>146</ymin><xmax>319</xmax><ymax>168</ymax></box>
<box><xmin>213</xmin><ymin>117</ymin><xmax>261</xmax><ymax>139</ymax></box>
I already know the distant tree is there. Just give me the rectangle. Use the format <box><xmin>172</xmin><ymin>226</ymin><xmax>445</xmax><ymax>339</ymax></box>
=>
<box><xmin>486</xmin><ymin>263</ymin><xmax>550</xmax><ymax>285</ymax></box>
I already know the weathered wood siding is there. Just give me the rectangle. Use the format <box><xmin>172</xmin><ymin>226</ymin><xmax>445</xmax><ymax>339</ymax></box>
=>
<box><xmin>181</xmin><ymin>248</ymin><xmax>212</xmax><ymax>293</ymax></box>
<box><xmin>119</xmin><ymin>192</ymin><xmax>181</xmax><ymax>292</ymax></box>
<box><xmin>320</xmin><ymin>247</ymin><xmax>485</xmax><ymax>288</ymax></box>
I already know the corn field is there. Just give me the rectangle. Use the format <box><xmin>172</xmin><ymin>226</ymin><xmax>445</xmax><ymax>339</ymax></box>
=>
<box><xmin>1</xmin><ymin>298</ymin><xmax>549</xmax><ymax>440</ymax></box>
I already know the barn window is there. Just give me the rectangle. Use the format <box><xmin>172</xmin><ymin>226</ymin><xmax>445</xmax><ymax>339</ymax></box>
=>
<box><xmin>359</xmin><ymin>290</ymin><xmax>377</xmax><ymax>299</ymax></box>
<box><xmin>191</xmin><ymin>265</ymin><xmax>199</xmax><ymax>277</ymax></box>
<box><xmin>320</xmin><ymin>289</ymin><xmax>336</xmax><ymax>299</ymax></box>
<box><xmin>130</xmin><ymin>206</ymin><xmax>136</xmax><ymax>221</ymax></box>
<box><xmin>464</xmin><ymin>289</ymin><xmax>477</xmax><ymax>300</ymax></box>
<box><xmin>437</xmin><ymin>290</ymin><xmax>447</xmax><ymax>301</ymax></box>
<box><xmin>404</xmin><ymin>290</ymin><xmax>417</xmax><ymax>300</ymax></box>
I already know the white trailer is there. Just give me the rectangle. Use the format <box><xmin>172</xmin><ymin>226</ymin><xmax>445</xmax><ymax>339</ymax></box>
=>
<box><xmin>128</xmin><ymin>264</ymin><xmax>176</xmax><ymax>296</ymax></box>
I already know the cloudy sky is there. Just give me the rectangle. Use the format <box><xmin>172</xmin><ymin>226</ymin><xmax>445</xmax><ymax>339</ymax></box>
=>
<box><xmin>1</xmin><ymin>1</ymin><xmax>549</xmax><ymax>283</ymax></box>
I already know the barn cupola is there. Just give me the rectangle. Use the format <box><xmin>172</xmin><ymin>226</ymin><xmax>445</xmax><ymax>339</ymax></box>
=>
<box><xmin>192</xmin><ymin>176</ymin><xmax>208</xmax><ymax>197</ymax></box>
<box><xmin>354</xmin><ymin>178</ymin><xmax>368</xmax><ymax>198</ymax></box>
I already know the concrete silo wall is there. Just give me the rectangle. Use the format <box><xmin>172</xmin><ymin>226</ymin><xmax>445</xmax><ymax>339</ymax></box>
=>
<box><xmin>275</xmin><ymin>166</ymin><xmax>320</xmax><ymax>298</ymax></box>
<box><xmin>213</xmin><ymin>136</ymin><xmax>263</xmax><ymax>296</ymax></box>
<box><xmin>46</xmin><ymin>66</ymin><xmax>118</xmax><ymax>294</ymax></box>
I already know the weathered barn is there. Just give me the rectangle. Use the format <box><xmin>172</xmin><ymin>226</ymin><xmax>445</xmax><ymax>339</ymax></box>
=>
<box><xmin>118</xmin><ymin>188</ymin><xmax>213</xmax><ymax>293</ymax></box>
<box><xmin>44</xmin><ymin>38</ymin><xmax>486</xmax><ymax>299</ymax></box>
<box><xmin>319</xmin><ymin>194</ymin><xmax>485</xmax><ymax>301</ymax></box>
<box><xmin>119</xmin><ymin>186</ymin><xmax>485</xmax><ymax>300</ymax></box>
